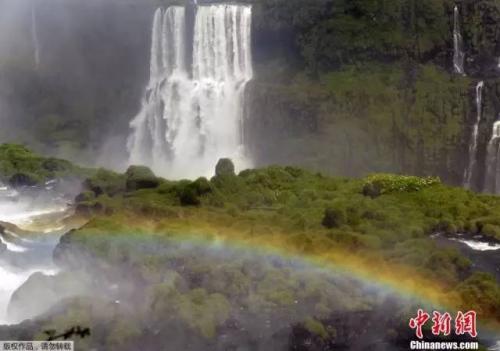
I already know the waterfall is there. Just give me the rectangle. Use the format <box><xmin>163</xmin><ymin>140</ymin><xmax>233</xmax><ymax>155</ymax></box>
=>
<box><xmin>453</xmin><ymin>6</ymin><xmax>465</xmax><ymax>75</ymax></box>
<box><xmin>31</xmin><ymin>2</ymin><xmax>40</xmax><ymax>69</ymax></box>
<box><xmin>463</xmin><ymin>81</ymin><xmax>484</xmax><ymax>189</ymax></box>
<box><xmin>128</xmin><ymin>4</ymin><xmax>253</xmax><ymax>179</ymax></box>
<box><xmin>484</xmin><ymin>121</ymin><xmax>500</xmax><ymax>194</ymax></box>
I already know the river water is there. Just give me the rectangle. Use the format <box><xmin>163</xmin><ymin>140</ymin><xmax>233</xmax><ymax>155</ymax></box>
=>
<box><xmin>432</xmin><ymin>233</ymin><xmax>500</xmax><ymax>350</ymax></box>
<box><xmin>0</xmin><ymin>182</ymin><xmax>73</xmax><ymax>325</ymax></box>
<box><xmin>432</xmin><ymin>232</ymin><xmax>500</xmax><ymax>282</ymax></box>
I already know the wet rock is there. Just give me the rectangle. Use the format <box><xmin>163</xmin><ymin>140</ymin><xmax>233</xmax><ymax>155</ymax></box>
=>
<box><xmin>9</xmin><ymin>173</ymin><xmax>40</xmax><ymax>188</ymax></box>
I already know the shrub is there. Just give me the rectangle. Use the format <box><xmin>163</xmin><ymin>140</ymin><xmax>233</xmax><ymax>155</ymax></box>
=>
<box><xmin>482</xmin><ymin>224</ymin><xmax>500</xmax><ymax>240</ymax></box>
<box><xmin>0</xmin><ymin>144</ymin><xmax>85</xmax><ymax>184</ymax></box>
<box><xmin>192</xmin><ymin>177</ymin><xmax>212</xmax><ymax>195</ymax></box>
<box><xmin>178</xmin><ymin>186</ymin><xmax>201</xmax><ymax>206</ymax></box>
<box><xmin>362</xmin><ymin>174</ymin><xmax>440</xmax><ymax>195</ymax></box>
<box><xmin>174</xmin><ymin>178</ymin><xmax>213</xmax><ymax>207</ymax></box>
<box><xmin>84</xmin><ymin>168</ymin><xmax>126</xmax><ymax>196</ymax></box>
<box><xmin>75</xmin><ymin>201</ymin><xmax>104</xmax><ymax>216</ymax></box>
<box><xmin>457</xmin><ymin>272</ymin><xmax>500</xmax><ymax>318</ymax></box>
<box><xmin>42</xmin><ymin>158</ymin><xmax>73</xmax><ymax>172</ymax></box>
<box><xmin>362</xmin><ymin>182</ymin><xmax>382</xmax><ymax>198</ymax></box>
<box><xmin>435</xmin><ymin>218</ymin><xmax>457</xmax><ymax>234</ymax></box>
<box><xmin>322</xmin><ymin>207</ymin><xmax>345</xmax><ymax>228</ymax></box>
<box><xmin>75</xmin><ymin>191</ymin><xmax>95</xmax><ymax>203</ymax></box>
<box><xmin>304</xmin><ymin>318</ymin><xmax>328</xmax><ymax>339</ymax></box>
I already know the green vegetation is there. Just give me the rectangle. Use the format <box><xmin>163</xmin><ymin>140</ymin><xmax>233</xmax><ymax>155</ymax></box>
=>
<box><xmin>362</xmin><ymin>173</ymin><xmax>441</xmax><ymax>197</ymax></box>
<box><xmin>0</xmin><ymin>144</ymin><xmax>90</xmax><ymax>186</ymax></box>
<box><xmin>125</xmin><ymin>165</ymin><xmax>160</xmax><ymax>191</ymax></box>
<box><xmin>1</xmin><ymin>149</ymin><xmax>496</xmax><ymax>347</ymax></box>
<box><xmin>65</xmin><ymin>158</ymin><xmax>500</xmax><ymax>326</ymax></box>
<box><xmin>246</xmin><ymin>0</ymin><xmax>500</xmax><ymax>185</ymax></box>
<box><xmin>249</xmin><ymin>61</ymin><xmax>472</xmax><ymax>183</ymax></box>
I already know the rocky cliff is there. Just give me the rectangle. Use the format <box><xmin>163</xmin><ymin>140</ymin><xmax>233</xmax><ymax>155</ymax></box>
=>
<box><xmin>2</xmin><ymin>0</ymin><xmax>500</xmax><ymax>190</ymax></box>
<box><xmin>246</xmin><ymin>0</ymin><xmax>500</xmax><ymax>190</ymax></box>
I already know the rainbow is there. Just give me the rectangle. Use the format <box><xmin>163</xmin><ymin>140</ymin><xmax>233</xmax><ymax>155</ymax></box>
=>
<box><xmin>77</xmin><ymin>216</ymin><xmax>500</xmax><ymax>335</ymax></box>
<box><xmin>162</xmin><ymin>232</ymin><xmax>454</xmax><ymax>308</ymax></box>
<box><xmin>188</xmin><ymin>231</ymin><xmax>500</xmax><ymax>339</ymax></box>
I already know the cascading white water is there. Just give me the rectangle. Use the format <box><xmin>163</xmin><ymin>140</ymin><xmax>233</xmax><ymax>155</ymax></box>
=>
<box><xmin>453</xmin><ymin>6</ymin><xmax>465</xmax><ymax>75</ymax></box>
<box><xmin>31</xmin><ymin>2</ymin><xmax>40</xmax><ymax>69</ymax></box>
<box><xmin>0</xmin><ymin>184</ymin><xmax>68</xmax><ymax>325</ymax></box>
<box><xmin>128</xmin><ymin>4</ymin><xmax>253</xmax><ymax>179</ymax></box>
<box><xmin>463</xmin><ymin>81</ymin><xmax>484</xmax><ymax>189</ymax></box>
<box><xmin>484</xmin><ymin>120</ymin><xmax>500</xmax><ymax>194</ymax></box>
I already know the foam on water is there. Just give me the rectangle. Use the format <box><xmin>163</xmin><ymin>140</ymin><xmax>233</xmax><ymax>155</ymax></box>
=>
<box><xmin>450</xmin><ymin>238</ymin><xmax>500</xmax><ymax>251</ymax></box>
<box><xmin>0</xmin><ymin>183</ymin><xmax>68</xmax><ymax>325</ymax></box>
<box><xmin>0</xmin><ymin>204</ymin><xmax>67</xmax><ymax>227</ymax></box>
<box><xmin>0</xmin><ymin>235</ymin><xmax>27</xmax><ymax>253</ymax></box>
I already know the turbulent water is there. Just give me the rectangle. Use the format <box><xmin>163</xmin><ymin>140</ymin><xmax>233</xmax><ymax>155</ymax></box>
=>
<box><xmin>453</xmin><ymin>6</ymin><xmax>465</xmax><ymax>75</ymax></box>
<box><xmin>464</xmin><ymin>81</ymin><xmax>484</xmax><ymax>188</ymax></box>
<box><xmin>484</xmin><ymin>121</ymin><xmax>500</xmax><ymax>193</ymax></box>
<box><xmin>0</xmin><ymin>183</ymin><xmax>70</xmax><ymax>324</ymax></box>
<box><xmin>128</xmin><ymin>4</ymin><xmax>253</xmax><ymax>179</ymax></box>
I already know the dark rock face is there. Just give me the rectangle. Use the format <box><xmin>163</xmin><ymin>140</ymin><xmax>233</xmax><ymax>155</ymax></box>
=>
<box><xmin>8</xmin><ymin>173</ymin><xmax>40</xmax><ymax>187</ymax></box>
<box><xmin>215</xmin><ymin>158</ymin><xmax>236</xmax><ymax>177</ymax></box>
<box><xmin>244</xmin><ymin>0</ymin><xmax>500</xmax><ymax>189</ymax></box>
<box><xmin>0</xmin><ymin>224</ymin><xmax>5</xmax><ymax>254</ymax></box>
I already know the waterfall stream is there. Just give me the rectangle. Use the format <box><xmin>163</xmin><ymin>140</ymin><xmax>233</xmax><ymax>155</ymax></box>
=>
<box><xmin>128</xmin><ymin>4</ymin><xmax>253</xmax><ymax>179</ymax></box>
<box><xmin>484</xmin><ymin>121</ymin><xmax>500</xmax><ymax>194</ymax></box>
<box><xmin>31</xmin><ymin>2</ymin><xmax>40</xmax><ymax>69</ymax></box>
<box><xmin>453</xmin><ymin>6</ymin><xmax>465</xmax><ymax>75</ymax></box>
<box><xmin>463</xmin><ymin>81</ymin><xmax>484</xmax><ymax>189</ymax></box>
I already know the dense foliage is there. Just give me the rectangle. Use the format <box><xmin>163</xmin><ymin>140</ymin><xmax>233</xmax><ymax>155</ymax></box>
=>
<box><xmin>0</xmin><ymin>147</ymin><xmax>498</xmax><ymax>348</ymax></box>
<box><xmin>247</xmin><ymin>0</ymin><xmax>500</xmax><ymax>188</ymax></box>
<box><xmin>67</xmin><ymin>157</ymin><xmax>500</xmax><ymax>322</ymax></box>
<box><xmin>0</xmin><ymin>144</ymin><xmax>89</xmax><ymax>186</ymax></box>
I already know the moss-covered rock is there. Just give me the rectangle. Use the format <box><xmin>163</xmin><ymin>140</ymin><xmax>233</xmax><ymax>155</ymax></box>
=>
<box><xmin>125</xmin><ymin>165</ymin><xmax>160</xmax><ymax>191</ymax></box>
<box><xmin>215</xmin><ymin>158</ymin><xmax>235</xmax><ymax>177</ymax></box>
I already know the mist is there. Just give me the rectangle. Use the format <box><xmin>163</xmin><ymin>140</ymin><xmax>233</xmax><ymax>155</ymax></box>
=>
<box><xmin>3</xmin><ymin>234</ymin><xmax>425</xmax><ymax>350</ymax></box>
<box><xmin>0</xmin><ymin>0</ymin><xmax>155</xmax><ymax>169</ymax></box>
